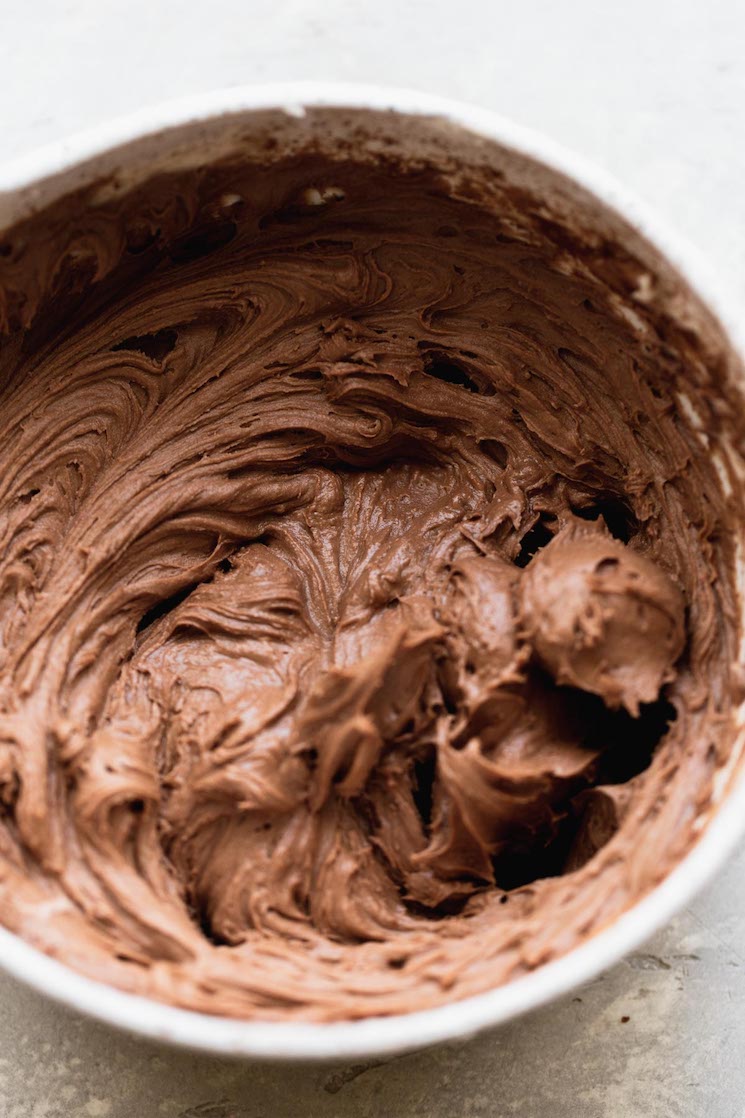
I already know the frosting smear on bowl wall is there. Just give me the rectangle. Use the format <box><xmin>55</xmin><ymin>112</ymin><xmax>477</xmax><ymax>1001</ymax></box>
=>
<box><xmin>0</xmin><ymin>116</ymin><xmax>741</xmax><ymax>1021</ymax></box>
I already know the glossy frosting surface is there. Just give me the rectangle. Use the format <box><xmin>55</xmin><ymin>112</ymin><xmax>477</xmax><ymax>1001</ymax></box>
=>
<box><xmin>0</xmin><ymin>151</ymin><xmax>740</xmax><ymax>1020</ymax></box>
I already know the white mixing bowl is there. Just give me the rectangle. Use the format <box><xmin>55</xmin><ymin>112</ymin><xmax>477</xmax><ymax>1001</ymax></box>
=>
<box><xmin>0</xmin><ymin>83</ymin><xmax>744</xmax><ymax>1060</ymax></box>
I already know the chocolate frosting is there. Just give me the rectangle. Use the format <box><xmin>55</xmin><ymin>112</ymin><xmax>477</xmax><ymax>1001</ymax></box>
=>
<box><xmin>0</xmin><ymin>147</ymin><xmax>741</xmax><ymax>1021</ymax></box>
<box><xmin>521</xmin><ymin>527</ymin><xmax>686</xmax><ymax>715</ymax></box>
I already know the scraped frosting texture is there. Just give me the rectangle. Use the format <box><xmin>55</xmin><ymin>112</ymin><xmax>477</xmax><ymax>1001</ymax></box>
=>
<box><xmin>0</xmin><ymin>146</ymin><xmax>741</xmax><ymax>1021</ymax></box>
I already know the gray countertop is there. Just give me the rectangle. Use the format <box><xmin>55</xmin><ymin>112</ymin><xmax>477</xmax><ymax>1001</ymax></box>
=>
<box><xmin>1</xmin><ymin>1</ymin><xmax>744</xmax><ymax>1114</ymax></box>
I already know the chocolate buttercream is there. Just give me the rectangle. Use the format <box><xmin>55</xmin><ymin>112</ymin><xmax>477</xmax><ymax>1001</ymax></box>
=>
<box><xmin>0</xmin><ymin>144</ymin><xmax>741</xmax><ymax>1021</ymax></box>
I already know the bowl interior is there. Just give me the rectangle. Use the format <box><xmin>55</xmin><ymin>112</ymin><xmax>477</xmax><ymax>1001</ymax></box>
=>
<box><xmin>0</xmin><ymin>87</ymin><xmax>744</xmax><ymax>1057</ymax></box>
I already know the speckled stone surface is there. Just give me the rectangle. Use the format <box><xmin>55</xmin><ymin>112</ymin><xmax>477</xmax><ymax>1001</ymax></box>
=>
<box><xmin>1</xmin><ymin>1</ymin><xmax>745</xmax><ymax>1114</ymax></box>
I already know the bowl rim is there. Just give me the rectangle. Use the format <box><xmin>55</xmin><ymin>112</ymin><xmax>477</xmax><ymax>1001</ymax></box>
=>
<box><xmin>1</xmin><ymin>80</ymin><xmax>745</xmax><ymax>1061</ymax></box>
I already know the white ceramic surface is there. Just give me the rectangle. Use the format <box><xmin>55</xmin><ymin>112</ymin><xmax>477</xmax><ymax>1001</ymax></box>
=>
<box><xmin>1</xmin><ymin>82</ymin><xmax>744</xmax><ymax>1062</ymax></box>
